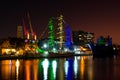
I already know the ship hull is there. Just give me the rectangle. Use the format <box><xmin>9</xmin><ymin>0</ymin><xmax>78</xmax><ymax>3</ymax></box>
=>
<box><xmin>93</xmin><ymin>45</ymin><xmax>115</xmax><ymax>58</ymax></box>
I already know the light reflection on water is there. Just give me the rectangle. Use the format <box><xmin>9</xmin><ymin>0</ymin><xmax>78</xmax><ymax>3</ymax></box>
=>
<box><xmin>15</xmin><ymin>59</ymin><xmax>20</xmax><ymax>80</ymax></box>
<box><xmin>52</xmin><ymin>60</ymin><xmax>57</xmax><ymax>79</ymax></box>
<box><xmin>74</xmin><ymin>57</ymin><xmax>78</xmax><ymax>79</ymax></box>
<box><xmin>0</xmin><ymin>56</ymin><xmax>120</xmax><ymax>80</ymax></box>
<box><xmin>42</xmin><ymin>59</ymin><xmax>49</xmax><ymax>80</ymax></box>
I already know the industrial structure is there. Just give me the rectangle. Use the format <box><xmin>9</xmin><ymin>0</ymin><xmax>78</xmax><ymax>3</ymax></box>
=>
<box><xmin>22</xmin><ymin>13</ymin><xmax>37</xmax><ymax>40</ymax></box>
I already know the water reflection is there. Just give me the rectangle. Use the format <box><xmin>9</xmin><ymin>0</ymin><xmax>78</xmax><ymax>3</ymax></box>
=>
<box><xmin>80</xmin><ymin>57</ymin><xmax>85</xmax><ymax>80</ymax></box>
<box><xmin>0</xmin><ymin>56</ymin><xmax>93</xmax><ymax>80</ymax></box>
<box><xmin>64</xmin><ymin>60</ymin><xmax>69</xmax><ymax>76</ymax></box>
<box><xmin>15</xmin><ymin>59</ymin><xmax>20</xmax><ymax>80</ymax></box>
<box><xmin>24</xmin><ymin>60</ymin><xmax>39</xmax><ymax>80</ymax></box>
<box><xmin>1</xmin><ymin>56</ymin><xmax>120</xmax><ymax>80</ymax></box>
<box><xmin>24</xmin><ymin>60</ymin><xmax>31</xmax><ymax>80</ymax></box>
<box><xmin>57</xmin><ymin>59</ymin><xmax>65</xmax><ymax>80</ymax></box>
<box><xmin>41</xmin><ymin>59</ymin><xmax>58</xmax><ymax>80</ymax></box>
<box><xmin>42</xmin><ymin>59</ymin><xmax>49</xmax><ymax>80</ymax></box>
<box><xmin>52</xmin><ymin>60</ymin><xmax>57</xmax><ymax>79</ymax></box>
<box><xmin>74</xmin><ymin>57</ymin><xmax>78</xmax><ymax>79</ymax></box>
<box><xmin>65</xmin><ymin>58</ymin><xmax>74</xmax><ymax>80</ymax></box>
<box><xmin>33</xmin><ymin>60</ymin><xmax>39</xmax><ymax>80</ymax></box>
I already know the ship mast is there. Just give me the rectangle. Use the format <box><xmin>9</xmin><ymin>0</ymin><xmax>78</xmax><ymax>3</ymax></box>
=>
<box><xmin>65</xmin><ymin>24</ymin><xmax>73</xmax><ymax>50</ymax></box>
<box><xmin>48</xmin><ymin>17</ymin><xmax>55</xmax><ymax>52</ymax></box>
<box><xmin>57</xmin><ymin>15</ymin><xmax>64</xmax><ymax>53</ymax></box>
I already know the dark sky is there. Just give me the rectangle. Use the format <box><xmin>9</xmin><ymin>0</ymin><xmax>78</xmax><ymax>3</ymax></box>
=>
<box><xmin>0</xmin><ymin>0</ymin><xmax>120</xmax><ymax>44</ymax></box>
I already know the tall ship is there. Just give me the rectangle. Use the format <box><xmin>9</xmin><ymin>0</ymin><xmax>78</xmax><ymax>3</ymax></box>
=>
<box><xmin>36</xmin><ymin>15</ymin><xmax>75</xmax><ymax>58</ymax></box>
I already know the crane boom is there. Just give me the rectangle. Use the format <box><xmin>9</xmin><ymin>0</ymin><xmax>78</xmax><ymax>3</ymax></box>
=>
<box><xmin>27</xmin><ymin>12</ymin><xmax>34</xmax><ymax>36</ymax></box>
<box><xmin>22</xmin><ymin>17</ymin><xmax>27</xmax><ymax>37</ymax></box>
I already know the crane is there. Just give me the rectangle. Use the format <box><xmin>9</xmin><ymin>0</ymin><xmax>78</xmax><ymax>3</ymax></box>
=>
<box><xmin>22</xmin><ymin>17</ymin><xmax>29</xmax><ymax>39</ymax></box>
<box><xmin>27</xmin><ymin>12</ymin><xmax>37</xmax><ymax>40</ymax></box>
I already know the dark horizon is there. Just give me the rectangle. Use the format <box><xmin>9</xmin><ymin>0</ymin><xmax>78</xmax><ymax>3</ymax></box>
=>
<box><xmin>0</xmin><ymin>1</ymin><xmax>120</xmax><ymax>44</ymax></box>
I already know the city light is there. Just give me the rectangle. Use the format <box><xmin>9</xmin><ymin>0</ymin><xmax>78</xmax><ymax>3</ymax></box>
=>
<box><xmin>43</xmin><ymin>43</ymin><xmax>48</xmax><ymax>48</ymax></box>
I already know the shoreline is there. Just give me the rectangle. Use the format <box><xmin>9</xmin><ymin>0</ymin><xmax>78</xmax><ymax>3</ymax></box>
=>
<box><xmin>0</xmin><ymin>53</ymin><xmax>93</xmax><ymax>60</ymax></box>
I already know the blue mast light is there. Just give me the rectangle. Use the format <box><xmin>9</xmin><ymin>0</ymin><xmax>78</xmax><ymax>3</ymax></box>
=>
<box><xmin>65</xmin><ymin>24</ymin><xmax>73</xmax><ymax>50</ymax></box>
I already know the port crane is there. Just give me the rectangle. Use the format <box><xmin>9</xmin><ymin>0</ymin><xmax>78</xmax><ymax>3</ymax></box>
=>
<box><xmin>22</xmin><ymin>12</ymin><xmax>37</xmax><ymax>40</ymax></box>
<box><xmin>22</xmin><ymin>17</ymin><xmax>29</xmax><ymax>39</ymax></box>
<box><xmin>27</xmin><ymin>12</ymin><xmax>37</xmax><ymax>40</ymax></box>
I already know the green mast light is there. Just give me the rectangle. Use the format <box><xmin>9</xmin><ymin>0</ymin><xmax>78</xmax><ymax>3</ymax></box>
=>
<box><xmin>48</xmin><ymin>17</ymin><xmax>55</xmax><ymax>52</ymax></box>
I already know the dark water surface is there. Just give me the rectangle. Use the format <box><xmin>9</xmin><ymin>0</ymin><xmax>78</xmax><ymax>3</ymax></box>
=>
<box><xmin>0</xmin><ymin>56</ymin><xmax>120</xmax><ymax>80</ymax></box>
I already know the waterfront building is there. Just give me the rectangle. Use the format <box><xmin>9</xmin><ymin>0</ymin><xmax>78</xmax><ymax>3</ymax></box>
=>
<box><xmin>72</xmin><ymin>30</ymin><xmax>94</xmax><ymax>45</ymax></box>
<box><xmin>96</xmin><ymin>35</ymin><xmax>112</xmax><ymax>46</ymax></box>
<box><xmin>17</xmin><ymin>26</ymin><xmax>23</xmax><ymax>38</ymax></box>
<box><xmin>0</xmin><ymin>38</ymin><xmax>25</xmax><ymax>55</ymax></box>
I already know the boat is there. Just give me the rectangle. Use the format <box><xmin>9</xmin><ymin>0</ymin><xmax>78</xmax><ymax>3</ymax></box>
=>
<box><xmin>92</xmin><ymin>45</ymin><xmax>115</xmax><ymax>58</ymax></box>
<box><xmin>90</xmin><ymin>36</ymin><xmax>116</xmax><ymax>58</ymax></box>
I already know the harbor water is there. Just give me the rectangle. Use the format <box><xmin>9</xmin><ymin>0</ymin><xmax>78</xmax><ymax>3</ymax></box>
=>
<box><xmin>0</xmin><ymin>56</ymin><xmax>120</xmax><ymax>80</ymax></box>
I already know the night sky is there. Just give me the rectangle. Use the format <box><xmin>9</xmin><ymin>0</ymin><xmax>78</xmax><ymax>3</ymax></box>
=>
<box><xmin>0</xmin><ymin>1</ymin><xmax>120</xmax><ymax>44</ymax></box>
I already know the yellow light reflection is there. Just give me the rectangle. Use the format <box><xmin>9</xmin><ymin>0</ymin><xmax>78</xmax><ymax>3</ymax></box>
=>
<box><xmin>25</xmin><ymin>60</ymin><xmax>31</xmax><ymax>80</ymax></box>
<box><xmin>33</xmin><ymin>60</ymin><xmax>39</xmax><ymax>80</ymax></box>
<box><xmin>16</xmin><ymin>59</ymin><xmax>20</xmax><ymax>80</ymax></box>
<box><xmin>1</xmin><ymin>60</ymin><xmax>16</xmax><ymax>80</ymax></box>
<box><xmin>80</xmin><ymin>57</ymin><xmax>85</xmax><ymax>80</ymax></box>
<box><xmin>58</xmin><ymin>59</ymin><xmax>64</xmax><ymax>80</ymax></box>
<box><xmin>1</xmin><ymin>60</ymin><xmax>12</xmax><ymax>79</ymax></box>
